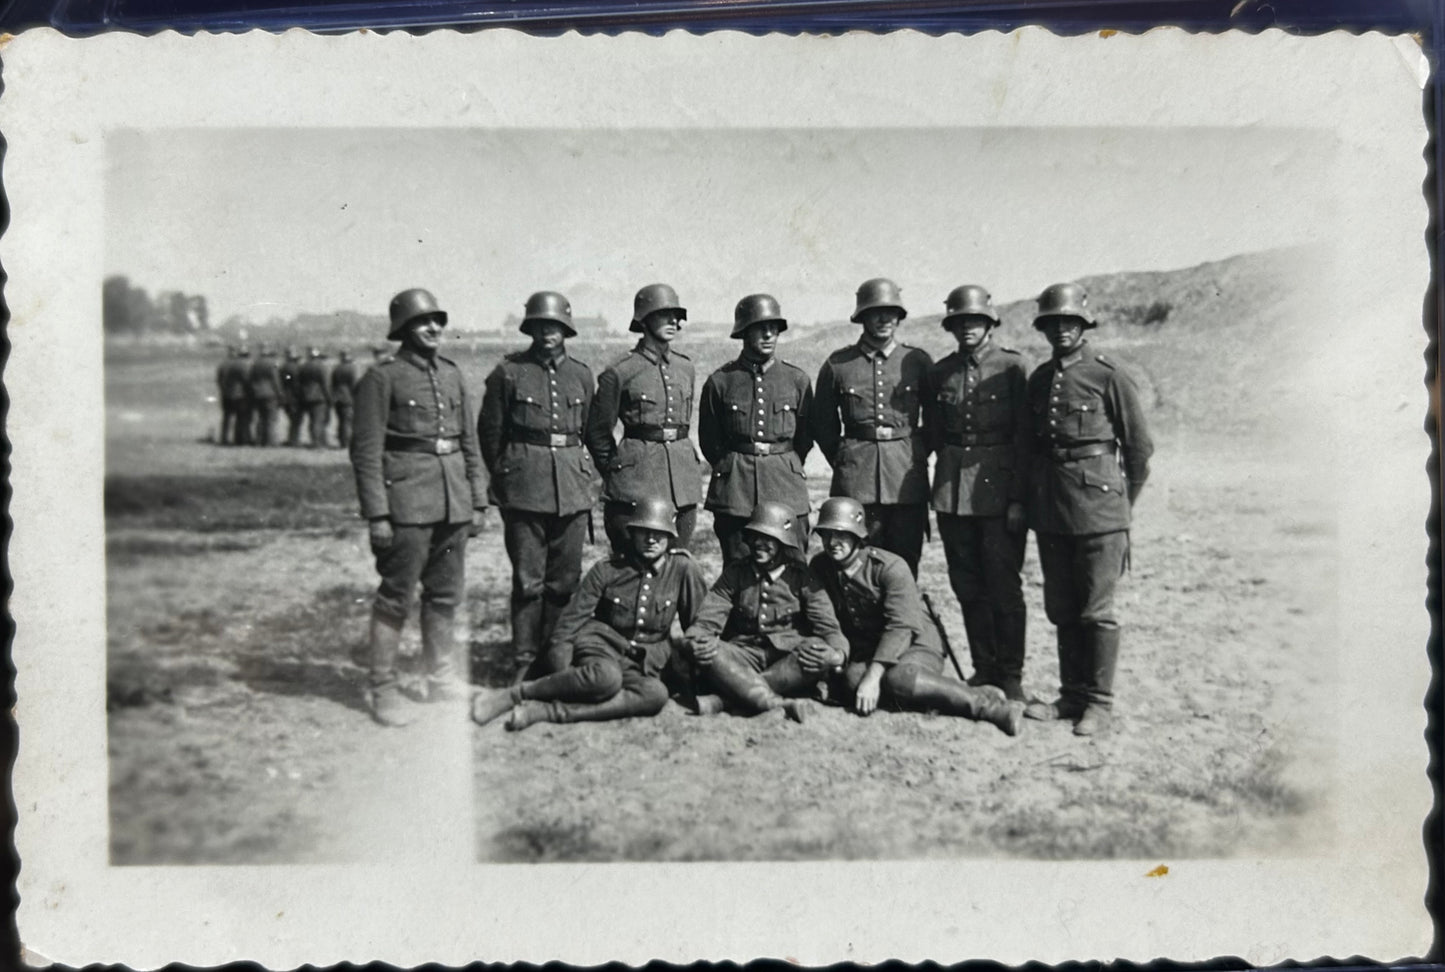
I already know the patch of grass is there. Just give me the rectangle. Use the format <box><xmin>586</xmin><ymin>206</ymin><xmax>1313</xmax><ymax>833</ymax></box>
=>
<box><xmin>492</xmin><ymin>820</ymin><xmax>608</xmax><ymax>862</ymax></box>
<box><xmin>105</xmin><ymin>464</ymin><xmax>357</xmax><ymax>532</ymax></box>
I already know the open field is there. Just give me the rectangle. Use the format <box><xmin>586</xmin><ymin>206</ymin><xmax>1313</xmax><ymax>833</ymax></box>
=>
<box><xmin>107</xmin><ymin>249</ymin><xmax>1341</xmax><ymax>863</ymax></box>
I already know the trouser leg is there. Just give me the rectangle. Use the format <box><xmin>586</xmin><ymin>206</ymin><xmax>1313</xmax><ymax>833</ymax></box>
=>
<box><xmin>864</xmin><ymin>503</ymin><xmax>928</xmax><ymax>577</ymax></box>
<box><xmin>537</xmin><ymin>511</ymin><xmax>588</xmax><ymax>649</ymax></box>
<box><xmin>761</xmin><ymin>652</ymin><xmax>818</xmax><ymax>698</ymax></box>
<box><xmin>285</xmin><ymin>405</ymin><xmax>301</xmax><ymax>445</ymax></box>
<box><xmin>236</xmin><ymin>402</ymin><xmax>253</xmax><ymax>445</ymax></box>
<box><xmin>712</xmin><ymin>513</ymin><xmax>748</xmax><ymax>565</ymax></box>
<box><xmin>418</xmin><ymin>521</ymin><xmax>469</xmax><ymax>680</ymax></box>
<box><xmin>603</xmin><ymin>501</ymin><xmax>634</xmax><ymax>555</ymax></box>
<box><xmin>674</xmin><ymin>505</ymin><xmax>698</xmax><ymax>550</ymax></box>
<box><xmin>705</xmin><ymin>642</ymin><xmax>785</xmax><ymax>714</ymax></box>
<box><xmin>544</xmin><ymin>669</ymin><xmax>670</xmax><ymax>724</ymax></box>
<box><xmin>980</xmin><ymin>515</ymin><xmax>1028</xmax><ymax>697</ymax></box>
<box><xmin>1074</xmin><ymin>530</ymin><xmax>1127</xmax><ymax>713</ymax></box>
<box><xmin>502</xmin><ymin>510</ymin><xmax>548</xmax><ymax>680</ymax></box>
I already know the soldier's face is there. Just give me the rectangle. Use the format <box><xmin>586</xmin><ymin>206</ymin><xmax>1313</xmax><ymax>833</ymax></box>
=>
<box><xmin>1040</xmin><ymin>316</ymin><xmax>1085</xmax><ymax>355</ymax></box>
<box><xmin>746</xmin><ymin>533</ymin><xmax>783</xmax><ymax>567</ymax></box>
<box><xmin>404</xmin><ymin>314</ymin><xmax>446</xmax><ymax>355</ymax></box>
<box><xmin>817</xmin><ymin>529</ymin><xmax>861</xmax><ymax>565</ymax></box>
<box><xmin>950</xmin><ymin>317</ymin><xmax>991</xmax><ymax>352</ymax></box>
<box><xmin>858</xmin><ymin>307</ymin><xmax>902</xmax><ymax>345</ymax></box>
<box><xmin>743</xmin><ymin>321</ymin><xmax>780</xmax><ymax>358</ymax></box>
<box><xmin>643</xmin><ymin>310</ymin><xmax>684</xmax><ymax>344</ymax></box>
<box><xmin>529</xmin><ymin>321</ymin><xmax>567</xmax><ymax>352</ymax></box>
<box><xmin>629</xmin><ymin>527</ymin><xmax>671</xmax><ymax>562</ymax></box>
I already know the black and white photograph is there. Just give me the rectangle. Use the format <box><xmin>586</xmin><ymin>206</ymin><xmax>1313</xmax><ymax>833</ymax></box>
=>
<box><xmin>7</xmin><ymin>27</ymin><xmax>1432</xmax><ymax>966</ymax></box>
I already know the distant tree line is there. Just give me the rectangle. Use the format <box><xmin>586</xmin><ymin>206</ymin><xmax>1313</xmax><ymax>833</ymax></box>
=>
<box><xmin>103</xmin><ymin>275</ymin><xmax>210</xmax><ymax>336</ymax></box>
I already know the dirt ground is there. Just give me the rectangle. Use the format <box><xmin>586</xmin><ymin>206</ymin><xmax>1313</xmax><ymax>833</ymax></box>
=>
<box><xmin>105</xmin><ymin>254</ymin><xmax>1342</xmax><ymax>863</ymax></box>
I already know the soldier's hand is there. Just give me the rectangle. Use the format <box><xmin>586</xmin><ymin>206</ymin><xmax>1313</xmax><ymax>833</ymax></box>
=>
<box><xmin>468</xmin><ymin>507</ymin><xmax>490</xmax><ymax>538</ymax></box>
<box><xmin>1005</xmin><ymin>501</ymin><xmax>1025</xmax><ymax>535</ymax></box>
<box><xmin>368</xmin><ymin>518</ymin><xmax>394</xmax><ymax>552</ymax></box>
<box><xmin>688</xmin><ymin>634</ymin><xmax>719</xmax><ymax>665</ymax></box>
<box><xmin>854</xmin><ymin>668</ymin><xmax>883</xmax><ymax>716</ymax></box>
<box><xmin>797</xmin><ymin>641</ymin><xmax>841</xmax><ymax>675</ymax></box>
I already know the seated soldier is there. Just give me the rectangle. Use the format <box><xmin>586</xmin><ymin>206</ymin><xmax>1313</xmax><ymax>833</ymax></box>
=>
<box><xmin>470</xmin><ymin>497</ymin><xmax>708</xmax><ymax>731</ymax></box>
<box><xmin>683</xmin><ymin>501</ymin><xmax>849</xmax><ymax>722</ymax></box>
<box><xmin>809</xmin><ymin>496</ymin><xmax>1025</xmax><ymax>736</ymax></box>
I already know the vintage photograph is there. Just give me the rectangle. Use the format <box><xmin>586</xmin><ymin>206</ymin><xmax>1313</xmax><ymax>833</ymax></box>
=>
<box><xmin>106</xmin><ymin>125</ymin><xmax>1342</xmax><ymax>863</ymax></box>
<box><xmin>8</xmin><ymin>28</ymin><xmax>1430</xmax><ymax>966</ymax></box>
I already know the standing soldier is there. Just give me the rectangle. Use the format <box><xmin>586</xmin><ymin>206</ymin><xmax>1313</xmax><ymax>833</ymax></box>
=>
<box><xmin>682</xmin><ymin>501</ymin><xmax>849</xmax><ymax>722</ymax></box>
<box><xmin>698</xmin><ymin>294</ymin><xmax>814</xmax><ymax>562</ymax></box>
<box><xmin>299</xmin><ymin>347</ymin><xmax>333</xmax><ymax>448</ymax></box>
<box><xmin>469</xmin><ymin>498</ymin><xmax>708</xmax><ymax>731</ymax></box>
<box><xmin>216</xmin><ymin>345</ymin><xmax>252</xmax><ymax>445</ymax></box>
<box><xmin>280</xmin><ymin>345</ymin><xmax>304</xmax><ymax>446</ymax></box>
<box><xmin>330</xmin><ymin>350</ymin><xmax>362</xmax><ymax>449</ymax></box>
<box><xmin>586</xmin><ymin>283</ymin><xmax>701</xmax><ymax>551</ymax></box>
<box><xmin>927</xmin><ymin>285</ymin><xmax>1032</xmax><ymax>701</ymax></box>
<box><xmin>478</xmin><ymin>291</ymin><xmax>596</xmax><ymax>682</ymax></box>
<box><xmin>1022</xmin><ymin>283</ymin><xmax>1153</xmax><ymax>736</ymax></box>
<box><xmin>350</xmin><ymin>288</ymin><xmax>490</xmax><ymax>727</ymax></box>
<box><xmin>248</xmin><ymin>343</ymin><xmax>284</xmax><ymax>446</ymax></box>
<box><xmin>812</xmin><ymin>278</ymin><xmax>933</xmax><ymax>576</ymax></box>
<box><xmin>809</xmin><ymin>497</ymin><xmax>1023</xmax><ymax>734</ymax></box>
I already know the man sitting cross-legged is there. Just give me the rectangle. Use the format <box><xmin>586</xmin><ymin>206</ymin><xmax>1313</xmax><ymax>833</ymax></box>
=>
<box><xmin>470</xmin><ymin>497</ymin><xmax>708</xmax><ymax>731</ymax></box>
<box><xmin>809</xmin><ymin>496</ymin><xmax>1024</xmax><ymax>735</ymax></box>
<box><xmin>682</xmin><ymin>501</ymin><xmax>850</xmax><ymax>722</ymax></box>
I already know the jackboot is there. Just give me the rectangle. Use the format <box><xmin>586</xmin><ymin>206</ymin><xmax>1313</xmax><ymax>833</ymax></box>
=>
<box><xmin>523</xmin><ymin>598</ymin><xmax>569</xmax><ymax>680</ymax></box>
<box><xmin>993</xmin><ymin>609</ymin><xmax>1028</xmax><ymax>702</ymax></box>
<box><xmin>505</xmin><ymin>699</ymin><xmax>564</xmax><ymax>731</ymax></box>
<box><xmin>366</xmin><ymin>613</ymin><xmax>414</xmax><ymax>727</ymax></box>
<box><xmin>470</xmin><ymin>684</ymin><xmax>523</xmax><ymax>726</ymax></box>
<box><xmin>960</xmin><ymin>601</ymin><xmax>998</xmax><ymax>687</ymax></box>
<box><xmin>421</xmin><ymin>604</ymin><xmax>466</xmax><ymax>701</ymax></box>
<box><xmin>509</xmin><ymin>597</ymin><xmax>544</xmax><ymax>685</ymax></box>
<box><xmin>1024</xmin><ymin>624</ymin><xmax>1088</xmax><ymax>721</ymax></box>
<box><xmin>705</xmin><ymin>653</ymin><xmax>787</xmax><ymax>715</ymax></box>
<box><xmin>1074</xmin><ymin>625</ymin><xmax>1120</xmax><ymax>736</ymax></box>
<box><xmin>898</xmin><ymin>669</ymin><xmax>1023</xmax><ymax>735</ymax></box>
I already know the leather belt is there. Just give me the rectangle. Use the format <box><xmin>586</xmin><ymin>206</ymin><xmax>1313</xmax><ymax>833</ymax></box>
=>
<box><xmin>626</xmin><ymin>424</ymin><xmax>689</xmax><ymax>442</ymax></box>
<box><xmin>946</xmin><ymin>432</ymin><xmax>1013</xmax><ymax>447</ymax></box>
<box><xmin>730</xmin><ymin>440</ymin><xmax>794</xmax><ymax>456</ymax></box>
<box><xmin>1050</xmin><ymin>441</ymin><xmax>1116</xmax><ymax>461</ymax></box>
<box><xmin>512</xmin><ymin>429</ymin><xmax>581</xmax><ymax>448</ymax></box>
<box><xmin>385</xmin><ymin>434</ymin><xmax>461</xmax><ymax>455</ymax></box>
<box><xmin>844</xmin><ymin>424</ymin><xmax>912</xmax><ymax>442</ymax></box>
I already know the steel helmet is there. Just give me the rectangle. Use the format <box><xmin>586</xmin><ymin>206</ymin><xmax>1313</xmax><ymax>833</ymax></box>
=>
<box><xmin>521</xmin><ymin>290</ymin><xmax>577</xmax><ymax>337</ymax></box>
<box><xmin>1033</xmin><ymin>282</ymin><xmax>1096</xmax><ymax>329</ymax></box>
<box><xmin>630</xmin><ymin>283</ymin><xmax>687</xmax><ymax>334</ymax></box>
<box><xmin>814</xmin><ymin>497</ymin><xmax>868</xmax><ymax>539</ymax></box>
<box><xmin>851</xmin><ymin>277</ymin><xmax>907</xmax><ymax>324</ymax></box>
<box><xmin>743</xmin><ymin>500</ymin><xmax>801</xmax><ymax>550</ymax></box>
<box><xmin>285</xmin><ymin>345</ymin><xmax>300</xmax><ymax>360</ymax></box>
<box><xmin>731</xmin><ymin>293</ymin><xmax>788</xmax><ymax>339</ymax></box>
<box><xmin>388</xmin><ymin>288</ymin><xmax>449</xmax><ymax>340</ymax></box>
<box><xmin>236</xmin><ymin>344</ymin><xmax>251</xmax><ymax>357</ymax></box>
<box><xmin>260</xmin><ymin>343</ymin><xmax>277</xmax><ymax>357</ymax></box>
<box><xmin>942</xmin><ymin>285</ymin><xmax>999</xmax><ymax>327</ymax></box>
<box><xmin>625</xmin><ymin>496</ymin><xmax>679</xmax><ymax>537</ymax></box>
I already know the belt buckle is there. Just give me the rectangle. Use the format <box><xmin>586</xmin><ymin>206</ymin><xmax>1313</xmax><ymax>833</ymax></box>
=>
<box><xmin>549</xmin><ymin>432</ymin><xmax>569</xmax><ymax>447</ymax></box>
<box><xmin>877</xmin><ymin>426</ymin><xmax>896</xmax><ymax>440</ymax></box>
<box><xmin>436</xmin><ymin>437</ymin><xmax>456</xmax><ymax>455</ymax></box>
<box><xmin>661</xmin><ymin>427</ymin><xmax>679</xmax><ymax>442</ymax></box>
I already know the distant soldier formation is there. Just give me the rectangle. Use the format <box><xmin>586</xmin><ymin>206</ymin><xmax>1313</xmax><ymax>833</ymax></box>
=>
<box><xmin>214</xmin><ymin>342</ymin><xmax>374</xmax><ymax>448</ymax></box>
<box><xmin>229</xmin><ymin>279</ymin><xmax>1152</xmax><ymax>736</ymax></box>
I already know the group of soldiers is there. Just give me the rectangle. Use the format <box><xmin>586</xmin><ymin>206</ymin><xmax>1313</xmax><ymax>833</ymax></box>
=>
<box><xmin>348</xmin><ymin>278</ymin><xmax>1153</xmax><ymax>740</ymax></box>
<box><xmin>215</xmin><ymin>343</ymin><xmax>377</xmax><ymax>448</ymax></box>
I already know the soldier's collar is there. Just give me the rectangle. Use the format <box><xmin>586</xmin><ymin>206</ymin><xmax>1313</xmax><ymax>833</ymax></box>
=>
<box><xmin>634</xmin><ymin>339</ymin><xmax>671</xmax><ymax>364</ymax></box>
<box><xmin>752</xmin><ymin>560</ymin><xmax>788</xmax><ymax>581</ymax></box>
<box><xmin>965</xmin><ymin>339</ymin><xmax>996</xmax><ymax>367</ymax></box>
<box><xmin>857</xmin><ymin>338</ymin><xmax>897</xmax><ymax>359</ymax></box>
<box><xmin>1054</xmin><ymin>341</ymin><xmax>1089</xmax><ymax>369</ymax></box>
<box><xmin>395</xmin><ymin>347</ymin><xmax>438</xmax><ymax>370</ymax></box>
<box><xmin>529</xmin><ymin>345</ymin><xmax>567</xmax><ymax>367</ymax></box>
<box><xmin>840</xmin><ymin>549</ymin><xmax>868</xmax><ymax>578</ymax></box>
<box><xmin>739</xmin><ymin>352</ymin><xmax>775</xmax><ymax>373</ymax></box>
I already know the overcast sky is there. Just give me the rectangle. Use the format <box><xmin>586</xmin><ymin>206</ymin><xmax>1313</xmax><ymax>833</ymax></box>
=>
<box><xmin>107</xmin><ymin>126</ymin><xmax>1334</xmax><ymax>330</ymax></box>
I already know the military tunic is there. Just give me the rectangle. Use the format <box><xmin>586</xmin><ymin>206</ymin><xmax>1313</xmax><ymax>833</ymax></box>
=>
<box><xmin>517</xmin><ymin>549</ymin><xmax>709</xmax><ymax>723</ymax></box>
<box><xmin>586</xmin><ymin>341</ymin><xmax>701</xmax><ymax>549</ymax></box>
<box><xmin>280</xmin><ymin>356</ymin><xmax>303</xmax><ymax>445</ymax></box>
<box><xmin>217</xmin><ymin>356</ymin><xmax>252</xmax><ymax>445</ymax></box>
<box><xmin>247</xmin><ymin>355</ymin><xmax>283</xmax><ymax>446</ymax></box>
<box><xmin>479</xmin><ymin>347</ymin><xmax>597</xmax><ymax>677</ymax></box>
<box><xmin>330</xmin><ymin>359</ymin><xmax>361</xmax><ymax>448</ymax></box>
<box><xmin>809</xmin><ymin>547</ymin><xmax>942</xmax><ymax>670</ymax></box>
<box><xmin>1027</xmin><ymin>340</ymin><xmax>1154</xmax><ymax>712</ymax></box>
<box><xmin>813</xmin><ymin>340</ymin><xmax>933</xmax><ymax>573</ymax></box>
<box><xmin>349</xmin><ymin>347</ymin><xmax>488</xmax><ymax>690</ymax></box>
<box><xmin>699</xmin><ymin>356</ymin><xmax>813</xmax><ymax>559</ymax></box>
<box><xmin>298</xmin><ymin>357</ymin><xmax>332</xmax><ymax>447</ymax></box>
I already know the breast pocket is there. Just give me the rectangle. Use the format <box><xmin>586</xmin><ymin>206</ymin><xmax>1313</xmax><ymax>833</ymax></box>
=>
<box><xmin>772</xmin><ymin>400</ymin><xmax>798</xmax><ymax>439</ymax></box>
<box><xmin>841</xmin><ymin>386</ymin><xmax>873</xmax><ymax>424</ymax></box>
<box><xmin>509</xmin><ymin>388</ymin><xmax>545</xmax><ymax>427</ymax></box>
<box><xmin>727</xmin><ymin>402</ymin><xmax>751</xmax><ymax>438</ymax></box>
<box><xmin>390</xmin><ymin>392</ymin><xmax>428</xmax><ymax>434</ymax></box>
<box><xmin>975</xmin><ymin>391</ymin><xmax>1011</xmax><ymax>430</ymax></box>
<box><xmin>626</xmin><ymin>391</ymin><xmax>660</xmax><ymax>425</ymax></box>
<box><xmin>888</xmin><ymin>382</ymin><xmax>920</xmax><ymax>422</ymax></box>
